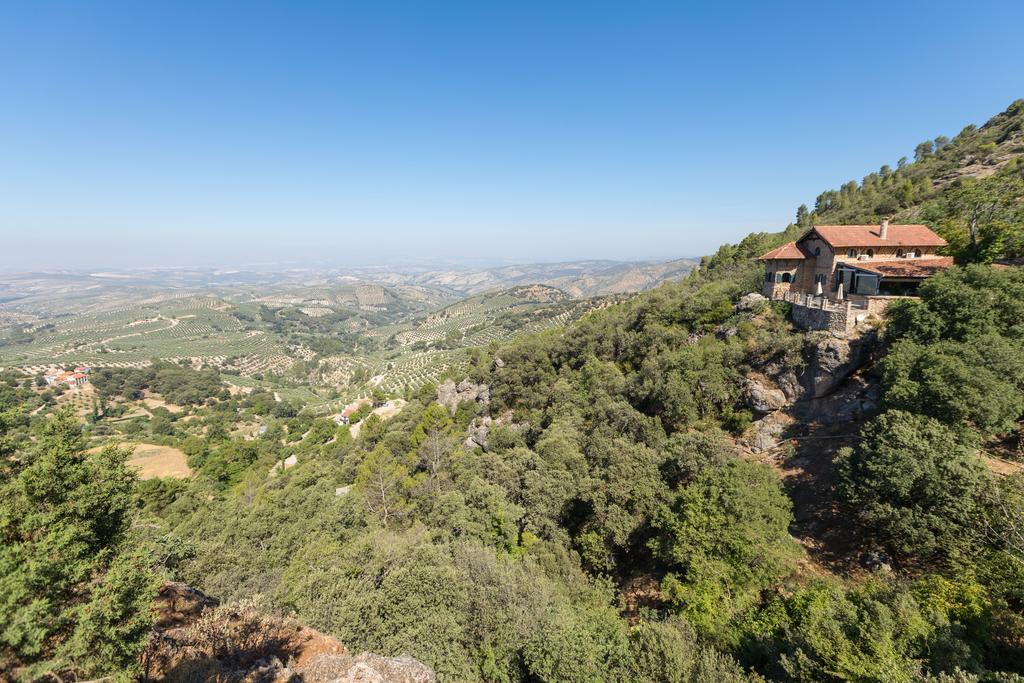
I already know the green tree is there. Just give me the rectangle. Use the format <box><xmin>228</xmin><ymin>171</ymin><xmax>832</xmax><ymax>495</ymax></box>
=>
<box><xmin>755</xmin><ymin>579</ymin><xmax>934</xmax><ymax>683</ymax></box>
<box><xmin>356</xmin><ymin>445</ymin><xmax>415</xmax><ymax>528</ymax></box>
<box><xmin>650</xmin><ymin>459</ymin><xmax>799</xmax><ymax>637</ymax></box>
<box><xmin>0</xmin><ymin>411</ymin><xmax>160</xmax><ymax>678</ymax></box>
<box><xmin>837</xmin><ymin>411</ymin><xmax>987</xmax><ymax>564</ymax></box>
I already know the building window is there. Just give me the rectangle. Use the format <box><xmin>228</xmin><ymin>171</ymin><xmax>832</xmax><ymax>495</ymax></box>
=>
<box><xmin>765</xmin><ymin>271</ymin><xmax>773</xmax><ymax>283</ymax></box>
<box><xmin>866</xmin><ymin>249</ymin><xmax>874</xmax><ymax>257</ymax></box>
<box><xmin>910</xmin><ymin>249</ymin><xmax>920</xmax><ymax>258</ymax></box>
<box><xmin>814</xmin><ymin>274</ymin><xmax>827</xmax><ymax>284</ymax></box>
<box><xmin>814</xmin><ymin>247</ymin><xmax>821</xmax><ymax>256</ymax></box>
<box><xmin>781</xmin><ymin>272</ymin><xmax>792</xmax><ymax>283</ymax></box>
<box><xmin>847</xmin><ymin>249</ymin><xmax>858</xmax><ymax>257</ymax></box>
<box><xmin>896</xmin><ymin>248</ymin><xmax>904</xmax><ymax>257</ymax></box>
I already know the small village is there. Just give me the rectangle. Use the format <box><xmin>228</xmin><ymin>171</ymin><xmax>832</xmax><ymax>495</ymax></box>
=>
<box><xmin>42</xmin><ymin>365</ymin><xmax>92</xmax><ymax>388</ymax></box>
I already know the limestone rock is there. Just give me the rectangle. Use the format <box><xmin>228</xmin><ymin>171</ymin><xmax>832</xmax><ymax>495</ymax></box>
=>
<box><xmin>144</xmin><ymin>583</ymin><xmax>436</xmax><ymax>683</ymax></box>
<box><xmin>301</xmin><ymin>652</ymin><xmax>436</xmax><ymax>683</ymax></box>
<box><xmin>747</xmin><ymin>412</ymin><xmax>792</xmax><ymax>453</ymax></box>
<box><xmin>736</xmin><ymin>292</ymin><xmax>768</xmax><ymax>311</ymax></box>
<box><xmin>743</xmin><ymin>377</ymin><xmax>789</xmax><ymax>413</ymax></box>
<box><xmin>464</xmin><ymin>411</ymin><xmax>522</xmax><ymax>451</ymax></box>
<box><xmin>436</xmin><ymin>379</ymin><xmax>490</xmax><ymax>415</ymax></box>
<box><xmin>799</xmin><ymin>329</ymin><xmax>877</xmax><ymax>398</ymax></box>
<box><xmin>791</xmin><ymin>375</ymin><xmax>881</xmax><ymax>426</ymax></box>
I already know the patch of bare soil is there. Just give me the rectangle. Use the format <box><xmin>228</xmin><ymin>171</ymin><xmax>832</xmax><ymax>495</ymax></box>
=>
<box><xmin>142</xmin><ymin>390</ymin><xmax>184</xmax><ymax>413</ymax></box>
<box><xmin>128</xmin><ymin>443</ymin><xmax>192</xmax><ymax>479</ymax></box>
<box><xmin>621</xmin><ymin>575</ymin><xmax>665</xmax><ymax>625</ymax></box>
<box><xmin>350</xmin><ymin>399</ymin><xmax>407</xmax><ymax>439</ymax></box>
<box><xmin>982</xmin><ymin>454</ymin><xmax>1024</xmax><ymax>477</ymax></box>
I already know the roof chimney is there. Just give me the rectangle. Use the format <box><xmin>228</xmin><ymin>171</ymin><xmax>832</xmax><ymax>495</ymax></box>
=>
<box><xmin>880</xmin><ymin>219</ymin><xmax>889</xmax><ymax>240</ymax></box>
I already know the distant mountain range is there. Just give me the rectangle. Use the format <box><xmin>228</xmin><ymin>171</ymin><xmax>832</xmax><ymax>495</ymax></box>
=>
<box><xmin>0</xmin><ymin>256</ymin><xmax>700</xmax><ymax>319</ymax></box>
<box><xmin>369</xmin><ymin>257</ymin><xmax>699</xmax><ymax>298</ymax></box>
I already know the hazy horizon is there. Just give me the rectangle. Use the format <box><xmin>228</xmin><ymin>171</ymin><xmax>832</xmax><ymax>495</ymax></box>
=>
<box><xmin>3</xmin><ymin>1</ymin><xmax>1024</xmax><ymax>270</ymax></box>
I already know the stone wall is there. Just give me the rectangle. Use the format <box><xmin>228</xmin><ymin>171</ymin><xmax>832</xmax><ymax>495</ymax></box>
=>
<box><xmin>790</xmin><ymin>302</ymin><xmax>848</xmax><ymax>332</ymax></box>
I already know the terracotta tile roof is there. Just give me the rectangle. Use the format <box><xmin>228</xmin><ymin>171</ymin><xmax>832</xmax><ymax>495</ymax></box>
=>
<box><xmin>853</xmin><ymin>257</ymin><xmax>955</xmax><ymax>278</ymax></box>
<box><xmin>810</xmin><ymin>224</ymin><xmax>947</xmax><ymax>248</ymax></box>
<box><xmin>759</xmin><ymin>241</ymin><xmax>813</xmax><ymax>260</ymax></box>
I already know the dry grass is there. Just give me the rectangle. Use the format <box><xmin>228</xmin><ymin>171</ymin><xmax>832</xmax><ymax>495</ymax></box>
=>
<box><xmin>127</xmin><ymin>443</ymin><xmax>192</xmax><ymax>479</ymax></box>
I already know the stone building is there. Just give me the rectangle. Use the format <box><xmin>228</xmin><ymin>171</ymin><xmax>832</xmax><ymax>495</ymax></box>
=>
<box><xmin>758</xmin><ymin>221</ymin><xmax>954</xmax><ymax>331</ymax></box>
<box><xmin>760</xmin><ymin>221</ymin><xmax>952</xmax><ymax>299</ymax></box>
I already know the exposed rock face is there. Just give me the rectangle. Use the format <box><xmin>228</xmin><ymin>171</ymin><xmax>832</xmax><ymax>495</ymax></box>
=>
<box><xmin>436</xmin><ymin>378</ymin><xmax>490</xmax><ymax>415</ymax></box>
<box><xmin>799</xmin><ymin>329</ymin><xmax>877</xmax><ymax>399</ymax></box>
<box><xmin>741</xmin><ymin>325</ymin><xmax>879</xmax><ymax>452</ymax></box>
<box><xmin>301</xmin><ymin>653</ymin><xmax>436</xmax><ymax>683</ymax></box>
<box><xmin>464</xmin><ymin>411</ymin><xmax>524</xmax><ymax>451</ymax></box>
<box><xmin>747</xmin><ymin>327</ymin><xmax>879</xmax><ymax>413</ymax></box>
<box><xmin>736</xmin><ymin>292</ymin><xmax>768</xmax><ymax>311</ymax></box>
<box><xmin>144</xmin><ymin>583</ymin><xmax>435</xmax><ymax>682</ymax></box>
<box><xmin>743</xmin><ymin>376</ymin><xmax>789</xmax><ymax>414</ymax></box>
<box><xmin>746</xmin><ymin>412</ymin><xmax>793</xmax><ymax>453</ymax></box>
<box><xmin>791</xmin><ymin>375</ymin><xmax>882</xmax><ymax>426</ymax></box>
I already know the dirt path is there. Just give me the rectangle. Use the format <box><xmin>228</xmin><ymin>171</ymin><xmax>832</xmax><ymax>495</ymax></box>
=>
<box><xmin>983</xmin><ymin>454</ymin><xmax>1024</xmax><ymax>477</ymax></box>
<box><xmin>349</xmin><ymin>399</ymin><xmax>406</xmax><ymax>439</ymax></box>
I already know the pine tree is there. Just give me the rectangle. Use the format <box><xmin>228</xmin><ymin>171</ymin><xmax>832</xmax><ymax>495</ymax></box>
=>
<box><xmin>0</xmin><ymin>410</ymin><xmax>160</xmax><ymax>679</ymax></box>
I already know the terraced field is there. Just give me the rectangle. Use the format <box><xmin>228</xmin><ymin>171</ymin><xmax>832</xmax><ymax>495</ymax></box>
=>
<box><xmin>0</xmin><ymin>297</ymin><xmax>291</xmax><ymax>377</ymax></box>
<box><xmin>1</xmin><ymin>283</ymin><xmax>613</xmax><ymax>409</ymax></box>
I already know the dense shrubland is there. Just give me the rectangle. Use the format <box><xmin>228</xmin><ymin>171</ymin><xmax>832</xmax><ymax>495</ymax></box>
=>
<box><xmin>3</xmin><ymin>102</ymin><xmax>1024</xmax><ymax>681</ymax></box>
<box><xmin>92</xmin><ymin>360</ymin><xmax>226</xmax><ymax>406</ymax></box>
<box><xmin>9</xmin><ymin>258</ymin><xmax>1010</xmax><ymax>681</ymax></box>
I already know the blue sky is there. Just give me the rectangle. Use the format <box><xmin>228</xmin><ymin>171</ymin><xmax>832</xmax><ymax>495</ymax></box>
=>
<box><xmin>1</xmin><ymin>1</ymin><xmax>1023</xmax><ymax>269</ymax></box>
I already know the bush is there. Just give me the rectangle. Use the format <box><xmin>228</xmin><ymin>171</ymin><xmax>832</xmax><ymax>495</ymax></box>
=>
<box><xmin>837</xmin><ymin>411</ymin><xmax>987</xmax><ymax>564</ymax></box>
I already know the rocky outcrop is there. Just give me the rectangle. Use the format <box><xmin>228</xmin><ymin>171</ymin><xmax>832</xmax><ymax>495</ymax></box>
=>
<box><xmin>799</xmin><ymin>328</ymin><xmax>878</xmax><ymax>399</ymax></box>
<box><xmin>301</xmin><ymin>653</ymin><xmax>436</xmax><ymax>683</ymax></box>
<box><xmin>143</xmin><ymin>583</ymin><xmax>435</xmax><ymax>682</ymax></box>
<box><xmin>437</xmin><ymin>379</ymin><xmax>490</xmax><ymax>415</ymax></box>
<box><xmin>745</xmin><ymin>327</ymin><xmax>879</xmax><ymax>414</ymax></box>
<box><xmin>741</xmin><ymin>325</ymin><xmax>880</xmax><ymax>452</ymax></box>
<box><xmin>735</xmin><ymin>292</ymin><xmax>768</xmax><ymax>311</ymax></box>
<box><xmin>790</xmin><ymin>375</ymin><xmax>882</xmax><ymax>426</ymax></box>
<box><xmin>464</xmin><ymin>411</ymin><xmax>525</xmax><ymax>451</ymax></box>
<box><xmin>745</xmin><ymin>411</ymin><xmax>794</xmax><ymax>453</ymax></box>
<box><xmin>743</xmin><ymin>376</ymin><xmax>789</xmax><ymax>414</ymax></box>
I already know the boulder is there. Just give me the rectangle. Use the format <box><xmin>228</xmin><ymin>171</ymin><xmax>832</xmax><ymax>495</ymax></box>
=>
<box><xmin>736</xmin><ymin>292</ymin><xmax>768</xmax><ymax>311</ymax></box>
<box><xmin>799</xmin><ymin>329</ymin><xmax>877</xmax><ymax>398</ymax></box>
<box><xmin>743</xmin><ymin>377</ymin><xmax>789</xmax><ymax>413</ymax></box>
<box><xmin>143</xmin><ymin>585</ymin><xmax>436</xmax><ymax>683</ymax></box>
<box><xmin>464</xmin><ymin>411</ymin><xmax>522</xmax><ymax>451</ymax></box>
<box><xmin>301</xmin><ymin>652</ymin><xmax>436</xmax><ymax>683</ymax></box>
<box><xmin>747</xmin><ymin>412</ymin><xmax>792</xmax><ymax>453</ymax></box>
<box><xmin>437</xmin><ymin>379</ymin><xmax>490</xmax><ymax>415</ymax></box>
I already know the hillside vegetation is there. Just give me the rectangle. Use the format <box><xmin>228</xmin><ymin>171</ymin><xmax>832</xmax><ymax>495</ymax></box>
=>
<box><xmin>1</xmin><ymin>102</ymin><xmax>1024</xmax><ymax>682</ymax></box>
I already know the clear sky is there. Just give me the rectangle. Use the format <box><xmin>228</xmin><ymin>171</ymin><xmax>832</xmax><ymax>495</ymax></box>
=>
<box><xmin>2</xmin><ymin>1</ymin><xmax>1023</xmax><ymax>270</ymax></box>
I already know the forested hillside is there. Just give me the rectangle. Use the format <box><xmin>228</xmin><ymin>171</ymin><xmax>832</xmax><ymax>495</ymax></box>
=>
<box><xmin>798</xmin><ymin>99</ymin><xmax>1024</xmax><ymax>263</ymax></box>
<box><xmin>2</xmin><ymin>102</ymin><xmax>1024</xmax><ymax>682</ymax></box>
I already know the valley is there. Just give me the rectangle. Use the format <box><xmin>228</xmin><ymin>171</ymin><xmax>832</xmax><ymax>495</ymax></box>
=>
<box><xmin>0</xmin><ymin>261</ymin><xmax>661</xmax><ymax>409</ymax></box>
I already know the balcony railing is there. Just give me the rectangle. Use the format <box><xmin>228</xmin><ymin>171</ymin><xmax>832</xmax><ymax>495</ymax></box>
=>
<box><xmin>772</xmin><ymin>290</ymin><xmax>869</xmax><ymax>311</ymax></box>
